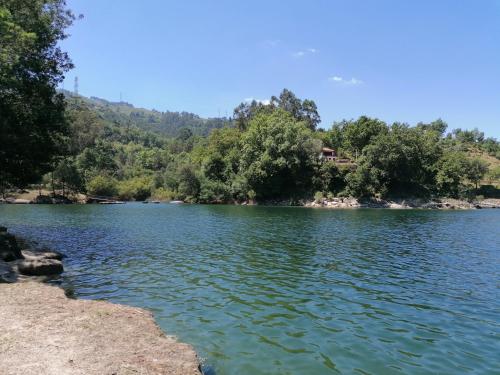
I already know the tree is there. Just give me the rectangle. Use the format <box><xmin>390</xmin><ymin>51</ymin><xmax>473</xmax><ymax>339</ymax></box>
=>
<box><xmin>346</xmin><ymin>124</ymin><xmax>442</xmax><ymax>197</ymax></box>
<box><xmin>0</xmin><ymin>0</ymin><xmax>75</xmax><ymax>187</ymax></box>
<box><xmin>177</xmin><ymin>165</ymin><xmax>200</xmax><ymax>200</ymax></box>
<box><xmin>86</xmin><ymin>175</ymin><xmax>118</xmax><ymax>197</ymax></box>
<box><xmin>313</xmin><ymin>162</ymin><xmax>347</xmax><ymax>195</ymax></box>
<box><xmin>300</xmin><ymin>99</ymin><xmax>321</xmax><ymax>131</ymax></box>
<box><xmin>233</xmin><ymin>99</ymin><xmax>273</xmax><ymax>131</ymax></box>
<box><xmin>66</xmin><ymin>102</ymin><xmax>103</xmax><ymax>154</ymax></box>
<box><xmin>416</xmin><ymin>119</ymin><xmax>448</xmax><ymax>136</ymax></box>
<box><xmin>452</xmin><ymin>128</ymin><xmax>485</xmax><ymax>144</ymax></box>
<box><xmin>117</xmin><ymin>176</ymin><xmax>153</xmax><ymax>201</ymax></box>
<box><xmin>435</xmin><ymin>152</ymin><xmax>469</xmax><ymax>198</ymax></box>
<box><xmin>342</xmin><ymin>116</ymin><xmax>388</xmax><ymax>159</ymax></box>
<box><xmin>234</xmin><ymin>89</ymin><xmax>321</xmax><ymax>131</ymax></box>
<box><xmin>273</xmin><ymin>89</ymin><xmax>321</xmax><ymax>130</ymax></box>
<box><xmin>52</xmin><ymin>158</ymin><xmax>83</xmax><ymax>196</ymax></box>
<box><xmin>239</xmin><ymin>109</ymin><xmax>320</xmax><ymax>199</ymax></box>
<box><xmin>466</xmin><ymin>158</ymin><xmax>488</xmax><ymax>190</ymax></box>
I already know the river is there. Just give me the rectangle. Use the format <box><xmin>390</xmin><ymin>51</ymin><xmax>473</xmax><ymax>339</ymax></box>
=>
<box><xmin>1</xmin><ymin>204</ymin><xmax>499</xmax><ymax>374</ymax></box>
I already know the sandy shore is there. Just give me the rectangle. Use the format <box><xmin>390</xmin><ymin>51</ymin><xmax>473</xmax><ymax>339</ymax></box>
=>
<box><xmin>0</xmin><ymin>282</ymin><xmax>201</xmax><ymax>375</ymax></box>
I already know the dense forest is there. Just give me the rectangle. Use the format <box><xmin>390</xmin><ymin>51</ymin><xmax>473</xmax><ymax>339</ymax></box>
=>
<box><xmin>46</xmin><ymin>89</ymin><xmax>500</xmax><ymax>203</ymax></box>
<box><xmin>1</xmin><ymin>1</ymin><xmax>499</xmax><ymax>204</ymax></box>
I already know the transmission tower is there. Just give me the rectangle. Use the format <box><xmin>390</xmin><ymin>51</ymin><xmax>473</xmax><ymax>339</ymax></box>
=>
<box><xmin>74</xmin><ymin>76</ymin><xmax>79</xmax><ymax>96</ymax></box>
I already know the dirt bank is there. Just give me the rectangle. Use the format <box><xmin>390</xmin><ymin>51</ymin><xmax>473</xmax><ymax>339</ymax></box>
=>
<box><xmin>0</xmin><ymin>282</ymin><xmax>200</xmax><ymax>375</ymax></box>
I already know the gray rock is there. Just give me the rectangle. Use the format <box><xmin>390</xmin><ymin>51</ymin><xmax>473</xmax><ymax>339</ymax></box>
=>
<box><xmin>22</xmin><ymin>249</ymin><xmax>65</xmax><ymax>261</ymax></box>
<box><xmin>17</xmin><ymin>259</ymin><xmax>64</xmax><ymax>276</ymax></box>
<box><xmin>0</xmin><ymin>232</ymin><xmax>23</xmax><ymax>261</ymax></box>
<box><xmin>0</xmin><ymin>260</ymin><xmax>17</xmax><ymax>283</ymax></box>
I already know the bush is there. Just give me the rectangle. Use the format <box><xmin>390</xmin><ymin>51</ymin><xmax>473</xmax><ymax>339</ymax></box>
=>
<box><xmin>199</xmin><ymin>179</ymin><xmax>231</xmax><ymax>203</ymax></box>
<box><xmin>476</xmin><ymin>185</ymin><xmax>500</xmax><ymax>198</ymax></box>
<box><xmin>314</xmin><ymin>191</ymin><xmax>324</xmax><ymax>203</ymax></box>
<box><xmin>117</xmin><ymin>177</ymin><xmax>153</xmax><ymax>201</ymax></box>
<box><xmin>151</xmin><ymin>187</ymin><xmax>175</xmax><ymax>201</ymax></box>
<box><xmin>247</xmin><ymin>189</ymin><xmax>256</xmax><ymax>201</ymax></box>
<box><xmin>86</xmin><ymin>175</ymin><xmax>118</xmax><ymax>197</ymax></box>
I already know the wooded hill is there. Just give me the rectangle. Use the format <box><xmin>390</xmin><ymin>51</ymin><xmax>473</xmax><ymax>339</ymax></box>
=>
<box><xmin>60</xmin><ymin>90</ymin><xmax>232</xmax><ymax>138</ymax></box>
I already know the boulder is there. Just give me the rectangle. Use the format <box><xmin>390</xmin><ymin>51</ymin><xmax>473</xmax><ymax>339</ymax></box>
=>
<box><xmin>0</xmin><ymin>260</ymin><xmax>17</xmax><ymax>283</ymax></box>
<box><xmin>32</xmin><ymin>195</ymin><xmax>54</xmax><ymax>204</ymax></box>
<box><xmin>22</xmin><ymin>249</ymin><xmax>65</xmax><ymax>261</ymax></box>
<box><xmin>13</xmin><ymin>199</ymin><xmax>30</xmax><ymax>204</ymax></box>
<box><xmin>0</xmin><ymin>232</ymin><xmax>23</xmax><ymax>261</ymax></box>
<box><xmin>17</xmin><ymin>258</ymin><xmax>63</xmax><ymax>276</ymax></box>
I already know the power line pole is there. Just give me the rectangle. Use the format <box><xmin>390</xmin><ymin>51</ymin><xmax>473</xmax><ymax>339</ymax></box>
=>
<box><xmin>74</xmin><ymin>76</ymin><xmax>79</xmax><ymax>96</ymax></box>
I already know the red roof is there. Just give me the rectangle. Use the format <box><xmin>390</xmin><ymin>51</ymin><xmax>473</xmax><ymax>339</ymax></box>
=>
<box><xmin>321</xmin><ymin>147</ymin><xmax>335</xmax><ymax>152</ymax></box>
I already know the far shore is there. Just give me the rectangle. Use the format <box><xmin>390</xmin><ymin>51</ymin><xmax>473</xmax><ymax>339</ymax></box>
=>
<box><xmin>1</xmin><ymin>189</ymin><xmax>500</xmax><ymax>210</ymax></box>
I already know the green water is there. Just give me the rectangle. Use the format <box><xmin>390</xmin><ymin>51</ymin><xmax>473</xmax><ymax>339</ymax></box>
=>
<box><xmin>1</xmin><ymin>204</ymin><xmax>499</xmax><ymax>374</ymax></box>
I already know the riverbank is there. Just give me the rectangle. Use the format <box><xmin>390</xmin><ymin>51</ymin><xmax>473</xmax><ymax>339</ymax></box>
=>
<box><xmin>0</xmin><ymin>229</ymin><xmax>201</xmax><ymax>375</ymax></box>
<box><xmin>304</xmin><ymin>197</ymin><xmax>500</xmax><ymax>209</ymax></box>
<box><xmin>0</xmin><ymin>283</ymin><xmax>200</xmax><ymax>375</ymax></box>
<box><xmin>2</xmin><ymin>188</ymin><xmax>500</xmax><ymax>209</ymax></box>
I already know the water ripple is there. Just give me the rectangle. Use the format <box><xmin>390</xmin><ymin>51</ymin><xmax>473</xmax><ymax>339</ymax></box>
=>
<box><xmin>1</xmin><ymin>204</ymin><xmax>499</xmax><ymax>374</ymax></box>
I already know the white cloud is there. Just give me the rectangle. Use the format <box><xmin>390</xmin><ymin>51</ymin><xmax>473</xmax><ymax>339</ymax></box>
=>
<box><xmin>292</xmin><ymin>48</ymin><xmax>318</xmax><ymax>58</ymax></box>
<box><xmin>244</xmin><ymin>97</ymin><xmax>271</xmax><ymax>105</ymax></box>
<box><xmin>328</xmin><ymin>76</ymin><xmax>364</xmax><ymax>85</ymax></box>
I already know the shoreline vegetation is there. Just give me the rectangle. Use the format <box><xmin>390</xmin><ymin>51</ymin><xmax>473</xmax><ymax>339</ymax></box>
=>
<box><xmin>2</xmin><ymin>90</ymin><xmax>499</xmax><ymax>207</ymax></box>
<box><xmin>0</xmin><ymin>227</ymin><xmax>201</xmax><ymax>374</ymax></box>
<box><xmin>1</xmin><ymin>189</ymin><xmax>500</xmax><ymax>210</ymax></box>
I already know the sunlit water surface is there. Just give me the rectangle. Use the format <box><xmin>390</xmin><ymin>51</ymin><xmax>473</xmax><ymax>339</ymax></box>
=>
<box><xmin>1</xmin><ymin>204</ymin><xmax>499</xmax><ymax>374</ymax></box>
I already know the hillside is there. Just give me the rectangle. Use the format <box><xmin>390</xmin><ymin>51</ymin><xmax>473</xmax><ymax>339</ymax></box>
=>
<box><xmin>61</xmin><ymin>90</ymin><xmax>233</xmax><ymax>138</ymax></box>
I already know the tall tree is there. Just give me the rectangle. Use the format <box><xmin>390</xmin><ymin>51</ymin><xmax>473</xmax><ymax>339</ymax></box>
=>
<box><xmin>342</xmin><ymin>116</ymin><xmax>388</xmax><ymax>159</ymax></box>
<box><xmin>234</xmin><ymin>89</ymin><xmax>321</xmax><ymax>131</ymax></box>
<box><xmin>239</xmin><ymin>109</ymin><xmax>320</xmax><ymax>199</ymax></box>
<box><xmin>0</xmin><ymin>0</ymin><xmax>74</xmax><ymax>188</ymax></box>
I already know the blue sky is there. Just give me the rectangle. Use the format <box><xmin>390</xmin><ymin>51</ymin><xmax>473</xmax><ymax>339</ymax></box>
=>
<box><xmin>61</xmin><ymin>0</ymin><xmax>500</xmax><ymax>137</ymax></box>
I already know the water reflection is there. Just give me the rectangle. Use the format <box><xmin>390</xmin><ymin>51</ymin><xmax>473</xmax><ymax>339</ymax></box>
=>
<box><xmin>0</xmin><ymin>204</ymin><xmax>499</xmax><ymax>375</ymax></box>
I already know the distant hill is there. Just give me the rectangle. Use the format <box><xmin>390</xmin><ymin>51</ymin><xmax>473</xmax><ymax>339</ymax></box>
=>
<box><xmin>61</xmin><ymin>90</ymin><xmax>233</xmax><ymax>138</ymax></box>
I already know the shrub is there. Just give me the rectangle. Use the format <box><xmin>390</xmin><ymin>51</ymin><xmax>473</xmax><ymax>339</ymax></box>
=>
<box><xmin>86</xmin><ymin>175</ymin><xmax>118</xmax><ymax>197</ymax></box>
<box><xmin>117</xmin><ymin>177</ymin><xmax>153</xmax><ymax>201</ymax></box>
<box><xmin>314</xmin><ymin>191</ymin><xmax>324</xmax><ymax>203</ymax></box>
<box><xmin>151</xmin><ymin>187</ymin><xmax>175</xmax><ymax>201</ymax></box>
<box><xmin>199</xmin><ymin>179</ymin><xmax>231</xmax><ymax>203</ymax></box>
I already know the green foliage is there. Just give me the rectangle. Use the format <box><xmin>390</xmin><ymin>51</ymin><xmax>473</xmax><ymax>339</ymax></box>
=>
<box><xmin>341</xmin><ymin>116</ymin><xmax>388</xmax><ymax>159</ymax></box>
<box><xmin>61</xmin><ymin>91</ymin><xmax>231</xmax><ymax>138</ymax></box>
<box><xmin>86</xmin><ymin>175</ymin><xmax>118</xmax><ymax>197</ymax></box>
<box><xmin>52</xmin><ymin>158</ymin><xmax>84</xmax><ymax>195</ymax></box>
<box><xmin>466</xmin><ymin>158</ymin><xmax>489</xmax><ymax>189</ymax></box>
<box><xmin>117</xmin><ymin>177</ymin><xmax>153</xmax><ymax>201</ymax></box>
<box><xmin>346</xmin><ymin>124</ymin><xmax>442</xmax><ymax>197</ymax></box>
<box><xmin>199</xmin><ymin>179</ymin><xmax>231</xmax><ymax>203</ymax></box>
<box><xmin>452</xmin><ymin>128</ymin><xmax>484</xmax><ymax>144</ymax></box>
<box><xmin>233</xmin><ymin>89</ymin><xmax>321</xmax><ymax>131</ymax></box>
<box><xmin>151</xmin><ymin>187</ymin><xmax>175</xmax><ymax>201</ymax></box>
<box><xmin>239</xmin><ymin>109</ymin><xmax>320</xmax><ymax>199</ymax></box>
<box><xmin>313</xmin><ymin>162</ymin><xmax>347</xmax><ymax>195</ymax></box>
<box><xmin>0</xmin><ymin>0</ymin><xmax>74</xmax><ymax>187</ymax></box>
<box><xmin>177</xmin><ymin>165</ymin><xmax>200</xmax><ymax>201</ymax></box>
<box><xmin>435</xmin><ymin>152</ymin><xmax>469</xmax><ymax>198</ymax></box>
<box><xmin>314</xmin><ymin>191</ymin><xmax>324</xmax><ymax>203</ymax></box>
<box><xmin>487</xmin><ymin>165</ymin><xmax>500</xmax><ymax>184</ymax></box>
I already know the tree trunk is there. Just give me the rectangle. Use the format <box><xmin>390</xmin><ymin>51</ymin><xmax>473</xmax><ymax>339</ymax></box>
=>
<box><xmin>51</xmin><ymin>172</ymin><xmax>55</xmax><ymax>197</ymax></box>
